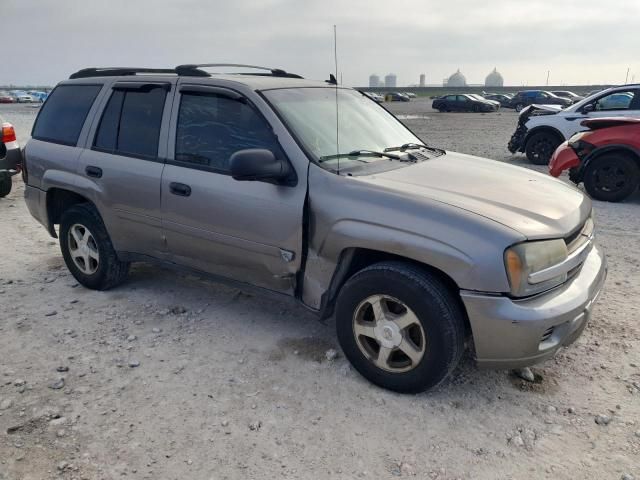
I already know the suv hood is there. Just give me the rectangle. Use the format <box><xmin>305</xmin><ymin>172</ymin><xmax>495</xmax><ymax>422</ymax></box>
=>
<box><xmin>358</xmin><ymin>151</ymin><xmax>591</xmax><ymax>239</ymax></box>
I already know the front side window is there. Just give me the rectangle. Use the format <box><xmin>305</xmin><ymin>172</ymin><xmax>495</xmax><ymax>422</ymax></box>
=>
<box><xmin>175</xmin><ymin>93</ymin><xmax>282</xmax><ymax>172</ymax></box>
<box><xmin>595</xmin><ymin>90</ymin><xmax>636</xmax><ymax>111</ymax></box>
<box><xmin>94</xmin><ymin>86</ymin><xmax>166</xmax><ymax>158</ymax></box>
<box><xmin>32</xmin><ymin>84</ymin><xmax>102</xmax><ymax>145</ymax></box>
<box><xmin>263</xmin><ymin>88</ymin><xmax>421</xmax><ymax>171</ymax></box>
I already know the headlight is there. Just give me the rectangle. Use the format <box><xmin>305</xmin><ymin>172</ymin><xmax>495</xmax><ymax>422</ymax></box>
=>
<box><xmin>504</xmin><ymin>239</ymin><xmax>568</xmax><ymax>297</ymax></box>
<box><xmin>568</xmin><ymin>132</ymin><xmax>596</xmax><ymax>159</ymax></box>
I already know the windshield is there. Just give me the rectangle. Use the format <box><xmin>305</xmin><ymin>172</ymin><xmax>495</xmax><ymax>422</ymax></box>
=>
<box><xmin>263</xmin><ymin>87</ymin><xmax>422</xmax><ymax>170</ymax></box>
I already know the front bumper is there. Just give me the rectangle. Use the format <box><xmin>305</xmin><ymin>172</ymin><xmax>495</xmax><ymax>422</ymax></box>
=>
<box><xmin>461</xmin><ymin>244</ymin><xmax>607</xmax><ymax>369</ymax></box>
<box><xmin>549</xmin><ymin>141</ymin><xmax>580</xmax><ymax>177</ymax></box>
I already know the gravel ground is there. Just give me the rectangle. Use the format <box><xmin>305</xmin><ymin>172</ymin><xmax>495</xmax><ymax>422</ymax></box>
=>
<box><xmin>0</xmin><ymin>100</ymin><xmax>639</xmax><ymax>480</ymax></box>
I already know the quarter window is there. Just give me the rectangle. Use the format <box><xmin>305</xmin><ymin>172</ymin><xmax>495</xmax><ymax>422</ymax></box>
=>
<box><xmin>175</xmin><ymin>92</ymin><xmax>282</xmax><ymax>172</ymax></box>
<box><xmin>94</xmin><ymin>86</ymin><xmax>167</xmax><ymax>158</ymax></box>
<box><xmin>32</xmin><ymin>85</ymin><xmax>102</xmax><ymax>145</ymax></box>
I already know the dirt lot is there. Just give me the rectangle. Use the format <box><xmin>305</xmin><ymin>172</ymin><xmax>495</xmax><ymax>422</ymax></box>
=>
<box><xmin>1</xmin><ymin>100</ymin><xmax>639</xmax><ymax>480</ymax></box>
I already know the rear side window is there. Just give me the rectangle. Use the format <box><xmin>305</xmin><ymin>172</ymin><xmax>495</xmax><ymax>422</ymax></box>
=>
<box><xmin>32</xmin><ymin>85</ymin><xmax>102</xmax><ymax>146</ymax></box>
<box><xmin>94</xmin><ymin>86</ymin><xmax>167</xmax><ymax>159</ymax></box>
<box><xmin>175</xmin><ymin>93</ymin><xmax>282</xmax><ymax>172</ymax></box>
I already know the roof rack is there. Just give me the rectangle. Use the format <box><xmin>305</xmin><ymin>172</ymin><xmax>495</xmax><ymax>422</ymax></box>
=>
<box><xmin>69</xmin><ymin>64</ymin><xmax>302</xmax><ymax>80</ymax></box>
<box><xmin>176</xmin><ymin>64</ymin><xmax>303</xmax><ymax>79</ymax></box>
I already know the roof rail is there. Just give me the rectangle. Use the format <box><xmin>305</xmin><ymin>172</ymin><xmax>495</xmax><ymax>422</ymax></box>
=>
<box><xmin>69</xmin><ymin>66</ymin><xmax>209</xmax><ymax>79</ymax></box>
<box><xmin>69</xmin><ymin>64</ymin><xmax>303</xmax><ymax>80</ymax></box>
<box><xmin>175</xmin><ymin>63</ymin><xmax>303</xmax><ymax>79</ymax></box>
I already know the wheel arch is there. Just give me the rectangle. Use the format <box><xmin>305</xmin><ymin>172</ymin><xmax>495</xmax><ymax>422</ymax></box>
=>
<box><xmin>318</xmin><ymin>247</ymin><xmax>471</xmax><ymax>335</ymax></box>
<box><xmin>46</xmin><ymin>187</ymin><xmax>97</xmax><ymax>238</ymax></box>
<box><xmin>524</xmin><ymin>125</ymin><xmax>565</xmax><ymax>148</ymax></box>
<box><xmin>579</xmin><ymin>144</ymin><xmax>640</xmax><ymax>180</ymax></box>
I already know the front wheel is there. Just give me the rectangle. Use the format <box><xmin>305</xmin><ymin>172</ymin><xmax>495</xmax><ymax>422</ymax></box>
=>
<box><xmin>583</xmin><ymin>153</ymin><xmax>639</xmax><ymax>202</ymax></box>
<box><xmin>0</xmin><ymin>173</ymin><xmax>12</xmax><ymax>198</ymax></box>
<box><xmin>335</xmin><ymin>262</ymin><xmax>466</xmax><ymax>393</ymax></box>
<box><xmin>60</xmin><ymin>203</ymin><xmax>130</xmax><ymax>290</ymax></box>
<box><xmin>515</xmin><ymin>103</ymin><xmax>525</xmax><ymax>112</ymax></box>
<box><xmin>525</xmin><ymin>131</ymin><xmax>561</xmax><ymax>165</ymax></box>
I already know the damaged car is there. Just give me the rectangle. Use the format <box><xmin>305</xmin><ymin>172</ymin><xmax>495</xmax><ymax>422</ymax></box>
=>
<box><xmin>23</xmin><ymin>64</ymin><xmax>606</xmax><ymax>393</ymax></box>
<box><xmin>508</xmin><ymin>85</ymin><xmax>640</xmax><ymax>165</ymax></box>
<box><xmin>550</xmin><ymin>117</ymin><xmax>640</xmax><ymax>202</ymax></box>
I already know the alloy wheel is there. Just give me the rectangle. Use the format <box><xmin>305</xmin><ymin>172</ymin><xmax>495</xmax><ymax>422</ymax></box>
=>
<box><xmin>68</xmin><ymin>223</ymin><xmax>100</xmax><ymax>275</ymax></box>
<box><xmin>352</xmin><ymin>294</ymin><xmax>426</xmax><ymax>373</ymax></box>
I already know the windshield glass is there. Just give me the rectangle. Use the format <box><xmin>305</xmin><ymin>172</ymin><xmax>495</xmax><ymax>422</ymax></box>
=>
<box><xmin>263</xmin><ymin>87</ymin><xmax>422</xmax><ymax>170</ymax></box>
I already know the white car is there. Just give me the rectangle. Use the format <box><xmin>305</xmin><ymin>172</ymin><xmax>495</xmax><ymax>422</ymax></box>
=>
<box><xmin>508</xmin><ymin>84</ymin><xmax>640</xmax><ymax>164</ymax></box>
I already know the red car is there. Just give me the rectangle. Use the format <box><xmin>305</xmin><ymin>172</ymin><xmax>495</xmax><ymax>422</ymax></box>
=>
<box><xmin>549</xmin><ymin>117</ymin><xmax>640</xmax><ymax>202</ymax></box>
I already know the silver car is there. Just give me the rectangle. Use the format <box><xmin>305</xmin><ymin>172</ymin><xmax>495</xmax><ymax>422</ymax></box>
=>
<box><xmin>23</xmin><ymin>64</ymin><xmax>606</xmax><ymax>393</ymax></box>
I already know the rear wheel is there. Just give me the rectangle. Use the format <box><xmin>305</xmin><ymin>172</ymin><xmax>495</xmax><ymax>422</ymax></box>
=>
<box><xmin>525</xmin><ymin>131</ymin><xmax>561</xmax><ymax>165</ymax></box>
<box><xmin>335</xmin><ymin>262</ymin><xmax>465</xmax><ymax>393</ymax></box>
<box><xmin>583</xmin><ymin>153</ymin><xmax>639</xmax><ymax>202</ymax></box>
<box><xmin>0</xmin><ymin>173</ymin><xmax>11</xmax><ymax>198</ymax></box>
<box><xmin>60</xmin><ymin>203</ymin><xmax>130</xmax><ymax>290</ymax></box>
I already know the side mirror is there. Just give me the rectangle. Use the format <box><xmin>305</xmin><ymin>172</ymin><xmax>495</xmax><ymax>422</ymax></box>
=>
<box><xmin>581</xmin><ymin>103</ymin><xmax>595</xmax><ymax>114</ymax></box>
<box><xmin>229</xmin><ymin>149</ymin><xmax>293</xmax><ymax>185</ymax></box>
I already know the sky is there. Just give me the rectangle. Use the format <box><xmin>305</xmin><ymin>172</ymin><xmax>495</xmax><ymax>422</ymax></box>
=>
<box><xmin>2</xmin><ymin>0</ymin><xmax>639</xmax><ymax>87</ymax></box>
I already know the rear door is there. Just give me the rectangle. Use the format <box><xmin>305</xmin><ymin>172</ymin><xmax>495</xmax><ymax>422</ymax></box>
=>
<box><xmin>77</xmin><ymin>79</ymin><xmax>174</xmax><ymax>257</ymax></box>
<box><xmin>160</xmin><ymin>82</ymin><xmax>306</xmax><ymax>293</ymax></box>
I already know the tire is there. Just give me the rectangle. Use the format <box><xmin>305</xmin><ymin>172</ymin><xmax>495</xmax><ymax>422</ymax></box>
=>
<box><xmin>335</xmin><ymin>261</ymin><xmax>465</xmax><ymax>393</ymax></box>
<box><xmin>583</xmin><ymin>153</ymin><xmax>639</xmax><ymax>202</ymax></box>
<box><xmin>0</xmin><ymin>173</ymin><xmax>11</xmax><ymax>198</ymax></box>
<box><xmin>525</xmin><ymin>131</ymin><xmax>561</xmax><ymax>165</ymax></box>
<box><xmin>59</xmin><ymin>203</ymin><xmax>130</xmax><ymax>290</ymax></box>
<box><xmin>515</xmin><ymin>103</ymin><xmax>525</xmax><ymax>112</ymax></box>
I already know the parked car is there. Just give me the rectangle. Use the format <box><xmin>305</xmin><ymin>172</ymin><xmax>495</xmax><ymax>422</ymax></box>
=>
<box><xmin>468</xmin><ymin>94</ymin><xmax>500</xmax><ymax>110</ymax></box>
<box><xmin>10</xmin><ymin>91</ymin><xmax>34</xmax><ymax>103</ymax></box>
<box><xmin>385</xmin><ymin>92</ymin><xmax>410</xmax><ymax>102</ymax></box>
<box><xmin>550</xmin><ymin>117</ymin><xmax>640</xmax><ymax>202</ymax></box>
<box><xmin>432</xmin><ymin>94</ymin><xmax>497</xmax><ymax>112</ymax></box>
<box><xmin>23</xmin><ymin>64</ymin><xmax>606</xmax><ymax>393</ymax></box>
<box><xmin>483</xmin><ymin>93</ymin><xmax>513</xmax><ymax>108</ymax></box>
<box><xmin>509</xmin><ymin>90</ymin><xmax>572</xmax><ymax>112</ymax></box>
<box><xmin>0</xmin><ymin>91</ymin><xmax>16</xmax><ymax>103</ymax></box>
<box><xmin>403</xmin><ymin>92</ymin><xmax>417</xmax><ymax>98</ymax></box>
<box><xmin>28</xmin><ymin>91</ymin><xmax>49</xmax><ymax>103</ymax></box>
<box><xmin>508</xmin><ymin>84</ymin><xmax>640</xmax><ymax>164</ymax></box>
<box><xmin>0</xmin><ymin>121</ymin><xmax>21</xmax><ymax>197</ymax></box>
<box><xmin>551</xmin><ymin>91</ymin><xmax>584</xmax><ymax>103</ymax></box>
<box><xmin>363</xmin><ymin>91</ymin><xmax>384</xmax><ymax>103</ymax></box>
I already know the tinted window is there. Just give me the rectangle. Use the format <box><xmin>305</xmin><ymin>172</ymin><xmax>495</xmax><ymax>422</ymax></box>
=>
<box><xmin>175</xmin><ymin>93</ymin><xmax>281</xmax><ymax>172</ymax></box>
<box><xmin>94</xmin><ymin>87</ymin><xmax>166</xmax><ymax>158</ymax></box>
<box><xmin>32</xmin><ymin>85</ymin><xmax>101</xmax><ymax>145</ymax></box>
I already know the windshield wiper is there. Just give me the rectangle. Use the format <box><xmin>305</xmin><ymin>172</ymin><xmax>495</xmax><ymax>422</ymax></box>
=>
<box><xmin>319</xmin><ymin>150</ymin><xmax>402</xmax><ymax>163</ymax></box>
<box><xmin>384</xmin><ymin>143</ymin><xmax>446</xmax><ymax>156</ymax></box>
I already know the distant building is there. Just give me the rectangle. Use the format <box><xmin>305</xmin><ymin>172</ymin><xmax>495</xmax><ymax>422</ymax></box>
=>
<box><xmin>384</xmin><ymin>73</ymin><xmax>397</xmax><ymax>88</ymax></box>
<box><xmin>419</xmin><ymin>74</ymin><xmax>426</xmax><ymax>87</ymax></box>
<box><xmin>485</xmin><ymin>67</ymin><xmax>504</xmax><ymax>87</ymax></box>
<box><xmin>445</xmin><ymin>69</ymin><xmax>467</xmax><ymax>87</ymax></box>
<box><xmin>369</xmin><ymin>74</ymin><xmax>381</xmax><ymax>88</ymax></box>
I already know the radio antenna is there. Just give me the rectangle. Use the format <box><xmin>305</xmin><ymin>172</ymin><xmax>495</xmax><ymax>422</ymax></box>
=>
<box><xmin>333</xmin><ymin>24</ymin><xmax>340</xmax><ymax>175</ymax></box>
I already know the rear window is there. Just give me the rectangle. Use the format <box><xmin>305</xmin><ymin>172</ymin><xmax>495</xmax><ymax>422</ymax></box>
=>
<box><xmin>32</xmin><ymin>85</ymin><xmax>102</xmax><ymax>145</ymax></box>
<box><xmin>94</xmin><ymin>87</ymin><xmax>166</xmax><ymax>159</ymax></box>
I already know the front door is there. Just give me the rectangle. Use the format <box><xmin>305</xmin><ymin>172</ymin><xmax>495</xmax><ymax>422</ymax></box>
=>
<box><xmin>78</xmin><ymin>80</ymin><xmax>174</xmax><ymax>257</ymax></box>
<box><xmin>561</xmin><ymin>88</ymin><xmax>640</xmax><ymax>138</ymax></box>
<box><xmin>160</xmin><ymin>83</ymin><xmax>306</xmax><ymax>293</ymax></box>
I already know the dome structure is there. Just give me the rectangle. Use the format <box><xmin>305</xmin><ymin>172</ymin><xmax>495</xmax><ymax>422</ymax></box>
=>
<box><xmin>446</xmin><ymin>69</ymin><xmax>466</xmax><ymax>87</ymax></box>
<box><xmin>485</xmin><ymin>67</ymin><xmax>504</xmax><ymax>87</ymax></box>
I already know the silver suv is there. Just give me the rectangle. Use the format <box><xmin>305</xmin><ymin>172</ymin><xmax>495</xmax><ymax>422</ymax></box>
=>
<box><xmin>23</xmin><ymin>64</ymin><xmax>607</xmax><ymax>392</ymax></box>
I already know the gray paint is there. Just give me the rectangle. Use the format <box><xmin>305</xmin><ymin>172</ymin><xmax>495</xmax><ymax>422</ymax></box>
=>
<box><xmin>23</xmin><ymin>73</ymin><xmax>606</xmax><ymax>369</ymax></box>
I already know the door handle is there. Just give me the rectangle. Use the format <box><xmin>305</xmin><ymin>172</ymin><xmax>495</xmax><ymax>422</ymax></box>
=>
<box><xmin>85</xmin><ymin>166</ymin><xmax>102</xmax><ymax>178</ymax></box>
<box><xmin>169</xmin><ymin>182</ymin><xmax>191</xmax><ymax>197</ymax></box>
